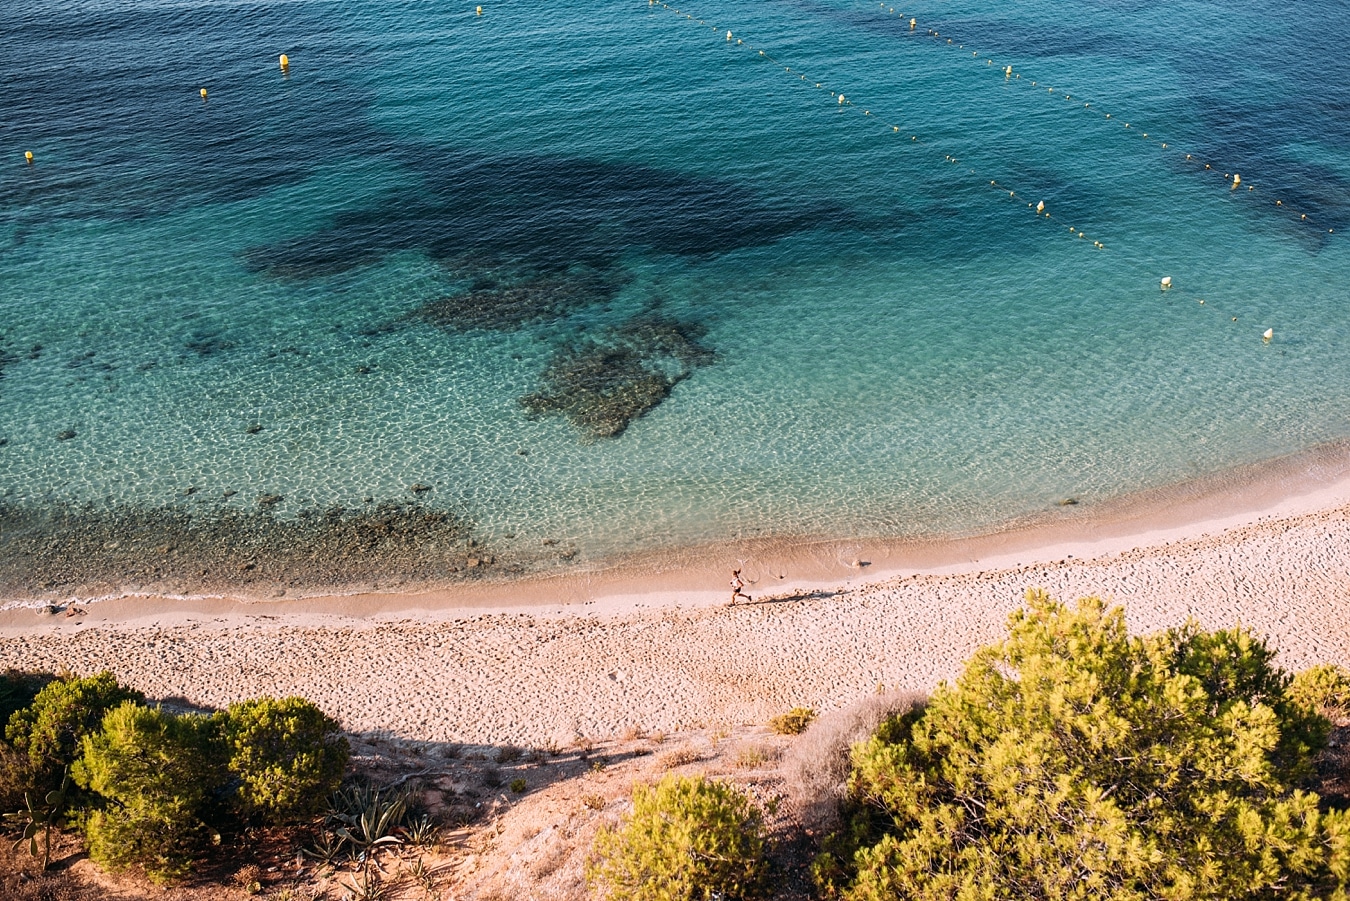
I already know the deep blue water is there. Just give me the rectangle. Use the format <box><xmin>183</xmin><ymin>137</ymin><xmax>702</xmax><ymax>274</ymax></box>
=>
<box><xmin>1</xmin><ymin>0</ymin><xmax>1348</xmax><ymax>566</ymax></box>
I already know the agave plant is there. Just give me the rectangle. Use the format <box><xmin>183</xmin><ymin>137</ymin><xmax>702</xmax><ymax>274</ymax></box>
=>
<box><xmin>338</xmin><ymin>868</ymin><xmax>389</xmax><ymax>901</ymax></box>
<box><xmin>333</xmin><ymin>789</ymin><xmax>407</xmax><ymax>873</ymax></box>
<box><xmin>305</xmin><ymin>827</ymin><xmax>347</xmax><ymax>867</ymax></box>
<box><xmin>403</xmin><ymin>813</ymin><xmax>438</xmax><ymax>848</ymax></box>
<box><xmin>5</xmin><ymin>769</ymin><xmax>71</xmax><ymax>871</ymax></box>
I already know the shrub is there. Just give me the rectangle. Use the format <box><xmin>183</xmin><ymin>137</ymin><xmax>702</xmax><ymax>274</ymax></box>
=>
<box><xmin>73</xmin><ymin>701</ymin><xmax>226</xmax><ymax>882</ymax></box>
<box><xmin>5</xmin><ymin>672</ymin><xmax>144</xmax><ymax>790</ymax></box>
<box><xmin>768</xmin><ymin>707</ymin><xmax>817</xmax><ymax>736</ymax></box>
<box><xmin>780</xmin><ymin>688</ymin><xmax>924</xmax><ymax>832</ymax></box>
<box><xmin>4</xmin><ymin>671</ymin><xmax>145</xmax><ymax>814</ymax></box>
<box><xmin>817</xmin><ymin>590</ymin><xmax>1349</xmax><ymax>901</ymax></box>
<box><xmin>588</xmin><ymin>773</ymin><xmax>767</xmax><ymax>901</ymax></box>
<box><xmin>219</xmin><ymin>696</ymin><xmax>349</xmax><ymax>824</ymax></box>
<box><xmin>1291</xmin><ymin>663</ymin><xmax>1350</xmax><ymax>722</ymax></box>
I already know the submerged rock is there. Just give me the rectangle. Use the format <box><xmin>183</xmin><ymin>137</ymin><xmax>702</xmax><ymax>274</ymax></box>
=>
<box><xmin>520</xmin><ymin>314</ymin><xmax>714</xmax><ymax>439</ymax></box>
<box><xmin>0</xmin><ymin>498</ymin><xmax>486</xmax><ymax>599</ymax></box>
<box><xmin>411</xmin><ymin>266</ymin><xmax>627</xmax><ymax>332</ymax></box>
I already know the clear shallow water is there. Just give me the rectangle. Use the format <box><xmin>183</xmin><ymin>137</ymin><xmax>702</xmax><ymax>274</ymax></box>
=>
<box><xmin>1</xmin><ymin>0</ymin><xmax>1348</xmax><ymax>568</ymax></box>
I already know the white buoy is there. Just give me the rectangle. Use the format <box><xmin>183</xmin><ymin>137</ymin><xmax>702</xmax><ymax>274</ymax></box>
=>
<box><xmin>1005</xmin><ymin>65</ymin><xmax>1012</xmax><ymax>77</ymax></box>
<box><xmin>726</xmin><ymin>30</ymin><xmax>732</xmax><ymax>40</ymax></box>
<box><xmin>1263</xmin><ymin>328</ymin><xmax>1274</xmax><ymax>342</ymax></box>
<box><xmin>1035</xmin><ymin>200</ymin><xmax>1045</xmax><ymax>214</ymax></box>
<box><xmin>1160</xmin><ymin>276</ymin><xmax>1172</xmax><ymax>290</ymax></box>
<box><xmin>838</xmin><ymin>93</ymin><xmax>845</xmax><ymax>104</ymax></box>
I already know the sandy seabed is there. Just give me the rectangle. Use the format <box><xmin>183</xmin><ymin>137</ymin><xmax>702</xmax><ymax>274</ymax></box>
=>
<box><xmin>3</xmin><ymin>447</ymin><xmax>1350</xmax><ymax>748</ymax></box>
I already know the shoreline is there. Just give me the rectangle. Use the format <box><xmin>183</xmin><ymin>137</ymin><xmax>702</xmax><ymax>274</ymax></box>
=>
<box><xmin>5</xmin><ymin>437</ymin><xmax>1350</xmax><ymax>625</ymax></box>
<box><xmin>2</xmin><ymin>444</ymin><xmax>1350</xmax><ymax>745</ymax></box>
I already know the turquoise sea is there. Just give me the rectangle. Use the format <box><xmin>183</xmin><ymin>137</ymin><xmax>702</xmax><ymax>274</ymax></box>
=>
<box><xmin>1</xmin><ymin>0</ymin><xmax>1348</xmax><ymax>584</ymax></box>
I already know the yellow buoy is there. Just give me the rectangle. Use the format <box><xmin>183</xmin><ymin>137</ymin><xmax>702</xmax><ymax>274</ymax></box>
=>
<box><xmin>279</xmin><ymin>53</ymin><xmax>289</xmax><ymax>69</ymax></box>
<box><xmin>1232</xmin><ymin>173</ymin><xmax>1241</xmax><ymax>188</ymax></box>
<box><xmin>1160</xmin><ymin>276</ymin><xmax>1172</xmax><ymax>290</ymax></box>
<box><xmin>1005</xmin><ymin>65</ymin><xmax>1012</xmax><ymax>77</ymax></box>
<box><xmin>726</xmin><ymin>30</ymin><xmax>732</xmax><ymax>40</ymax></box>
<box><xmin>24</xmin><ymin>150</ymin><xmax>33</xmax><ymax>163</ymax></box>
<box><xmin>476</xmin><ymin>5</ymin><xmax>482</xmax><ymax>14</ymax></box>
<box><xmin>910</xmin><ymin>17</ymin><xmax>916</xmax><ymax>28</ymax></box>
<box><xmin>838</xmin><ymin>94</ymin><xmax>845</xmax><ymax>104</ymax></box>
<box><xmin>1263</xmin><ymin>328</ymin><xmax>1274</xmax><ymax>342</ymax></box>
<box><xmin>200</xmin><ymin>87</ymin><xmax>208</xmax><ymax>99</ymax></box>
<box><xmin>1035</xmin><ymin>200</ymin><xmax>1045</xmax><ymax>214</ymax></box>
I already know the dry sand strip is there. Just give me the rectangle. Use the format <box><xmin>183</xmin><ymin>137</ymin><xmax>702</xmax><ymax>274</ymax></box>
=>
<box><xmin>2</xmin><ymin>500</ymin><xmax>1349</xmax><ymax>747</ymax></box>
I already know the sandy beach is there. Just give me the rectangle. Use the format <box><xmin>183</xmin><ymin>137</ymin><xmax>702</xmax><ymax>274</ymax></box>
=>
<box><xmin>3</xmin><ymin>445</ymin><xmax>1350</xmax><ymax>748</ymax></box>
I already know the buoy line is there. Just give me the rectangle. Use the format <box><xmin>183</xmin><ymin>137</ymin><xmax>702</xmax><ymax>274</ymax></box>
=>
<box><xmin>646</xmin><ymin>0</ymin><xmax>1279</xmax><ymax>343</ymax></box>
<box><xmin>857</xmin><ymin>2</ymin><xmax>1334</xmax><ymax>237</ymax></box>
<box><xmin>648</xmin><ymin>0</ymin><xmax>1106</xmax><ymax>251</ymax></box>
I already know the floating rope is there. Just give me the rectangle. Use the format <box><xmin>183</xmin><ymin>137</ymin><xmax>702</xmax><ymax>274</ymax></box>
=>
<box><xmin>650</xmin><ymin>0</ymin><xmax>1106</xmax><ymax>250</ymax></box>
<box><xmin>859</xmin><ymin>2</ymin><xmax>1334</xmax><ymax>236</ymax></box>
<box><xmin>645</xmin><ymin>0</ymin><xmax>1281</xmax><ymax>341</ymax></box>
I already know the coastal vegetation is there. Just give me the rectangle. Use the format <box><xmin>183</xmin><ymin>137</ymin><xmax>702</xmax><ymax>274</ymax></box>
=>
<box><xmin>588</xmin><ymin>772</ymin><xmax>768</xmax><ymax>901</ymax></box>
<box><xmin>2</xmin><ymin>673</ymin><xmax>347</xmax><ymax>883</ymax></box>
<box><xmin>811</xmin><ymin>592</ymin><xmax>1350</xmax><ymax>900</ymax></box>
<box><xmin>5</xmin><ymin>594</ymin><xmax>1350</xmax><ymax>899</ymax></box>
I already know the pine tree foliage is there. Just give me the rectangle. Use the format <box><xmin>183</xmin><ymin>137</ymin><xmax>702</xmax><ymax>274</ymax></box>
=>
<box><xmin>5</xmin><ymin>672</ymin><xmax>144</xmax><ymax>781</ymax></box>
<box><xmin>73</xmin><ymin>701</ymin><xmax>227</xmax><ymax>883</ymax></box>
<box><xmin>589</xmin><ymin>773</ymin><xmax>767</xmax><ymax>901</ymax></box>
<box><xmin>220</xmin><ymin>695</ymin><xmax>349</xmax><ymax>824</ymax></box>
<box><xmin>819</xmin><ymin>590</ymin><xmax>1350</xmax><ymax>901</ymax></box>
<box><xmin>1290</xmin><ymin>664</ymin><xmax>1350</xmax><ymax>722</ymax></box>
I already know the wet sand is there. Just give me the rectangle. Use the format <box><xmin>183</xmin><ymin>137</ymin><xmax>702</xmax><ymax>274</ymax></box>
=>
<box><xmin>2</xmin><ymin>443</ymin><xmax>1350</xmax><ymax>746</ymax></box>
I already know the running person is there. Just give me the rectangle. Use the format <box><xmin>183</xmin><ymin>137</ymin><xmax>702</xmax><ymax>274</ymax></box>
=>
<box><xmin>729</xmin><ymin>568</ymin><xmax>752</xmax><ymax>605</ymax></box>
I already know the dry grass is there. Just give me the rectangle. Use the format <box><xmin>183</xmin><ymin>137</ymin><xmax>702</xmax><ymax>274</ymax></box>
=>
<box><xmin>780</xmin><ymin>687</ymin><xmax>926</xmax><ymax>831</ymax></box>
<box><xmin>656</xmin><ymin>745</ymin><xmax>703</xmax><ymax>770</ymax></box>
<box><xmin>734</xmin><ymin>743</ymin><xmax>782</xmax><ymax>770</ymax></box>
